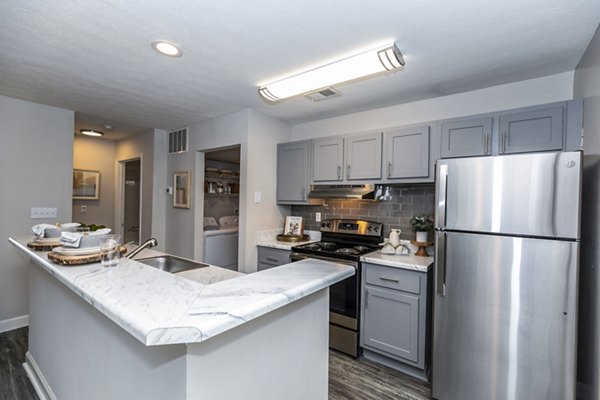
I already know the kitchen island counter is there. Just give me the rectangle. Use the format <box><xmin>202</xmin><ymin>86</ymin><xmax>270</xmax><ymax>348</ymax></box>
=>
<box><xmin>9</xmin><ymin>237</ymin><xmax>353</xmax><ymax>400</ymax></box>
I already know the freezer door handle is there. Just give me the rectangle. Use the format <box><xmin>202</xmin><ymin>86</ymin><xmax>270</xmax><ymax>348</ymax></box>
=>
<box><xmin>436</xmin><ymin>164</ymin><xmax>448</xmax><ymax>229</ymax></box>
<box><xmin>436</xmin><ymin>232</ymin><xmax>446</xmax><ymax>296</ymax></box>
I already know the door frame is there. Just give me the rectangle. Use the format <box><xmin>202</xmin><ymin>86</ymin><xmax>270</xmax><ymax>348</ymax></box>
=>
<box><xmin>115</xmin><ymin>154</ymin><xmax>143</xmax><ymax>245</ymax></box>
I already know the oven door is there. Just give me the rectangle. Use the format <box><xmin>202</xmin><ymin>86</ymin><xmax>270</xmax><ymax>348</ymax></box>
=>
<box><xmin>289</xmin><ymin>252</ymin><xmax>359</xmax><ymax>320</ymax></box>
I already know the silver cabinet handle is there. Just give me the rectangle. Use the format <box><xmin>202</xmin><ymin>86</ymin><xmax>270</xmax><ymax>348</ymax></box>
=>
<box><xmin>388</xmin><ymin>161</ymin><xmax>392</xmax><ymax>178</ymax></box>
<box><xmin>266</xmin><ymin>257</ymin><xmax>279</xmax><ymax>262</ymax></box>
<box><xmin>346</xmin><ymin>165</ymin><xmax>351</xmax><ymax>179</ymax></box>
<box><xmin>379</xmin><ymin>276</ymin><xmax>399</xmax><ymax>282</ymax></box>
<box><xmin>483</xmin><ymin>133</ymin><xmax>489</xmax><ymax>154</ymax></box>
<box><xmin>436</xmin><ymin>232</ymin><xmax>447</xmax><ymax>296</ymax></box>
<box><xmin>365</xmin><ymin>289</ymin><xmax>371</xmax><ymax>308</ymax></box>
<box><xmin>502</xmin><ymin>131</ymin><xmax>507</xmax><ymax>153</ymax></box>
<box><xmin>337</xmin><ymin>165</ymin><xmax>341</xmax><ymax>180</ymax></box>
<box><xmin>301</xmin><ymin>187</ymin><xmax>306</xmax><ymax>200</ymax></box>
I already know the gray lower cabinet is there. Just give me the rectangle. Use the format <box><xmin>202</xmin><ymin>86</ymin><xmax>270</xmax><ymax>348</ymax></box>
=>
<box><xmin>360</xmin><ymin>262</ymin><xmax>431</xmax><ymax>380</ymax></box>
<box><xmin>440</xmin><ymin>116</ymin><xmax>492</xmax><ymax>158</ymax></box>
<box><xmin>276</xmin><ymin>141</ymin><xmax>311</xmax><ymax>204</ymax></box>
<box><xmin>384</xmin><ymin>125</ymin><xmax>430</xmax><ymax>179</ymax></box>
<box><xmin>257</xmin><ymin>246</ymin><xmax>290</xmax><ymax>271</ymax></box>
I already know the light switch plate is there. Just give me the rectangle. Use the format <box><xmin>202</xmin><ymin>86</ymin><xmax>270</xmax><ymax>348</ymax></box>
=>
<box><xmin>254</xmin><ymin>191</ymin><xmax>262</xmax><ymax>203</ymax></box>
<box><xmin>316</xmin><ymin>212</ymin><xmax>321</xmax><ymax>222</ymax></box>
<box><xmin>31</xmin><ymin>207</ymin><xmax>57</xmax><ymax>219</ymax></box>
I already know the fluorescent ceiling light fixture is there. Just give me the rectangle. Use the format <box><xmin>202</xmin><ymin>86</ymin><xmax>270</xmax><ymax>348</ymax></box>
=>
<box><xmin>80</xmin><ymin>129</ymin><xmax>104</xmax><ymax>137</ymax></box>
<box><xmin>259</xmin><ymin>43</ymin><xmax>405</xmax><ymax>102</ymax></box>
<box><xmin>151</xmin><ymin>40</ymin><xmax>183</xmax><ymax>57</ymax></box>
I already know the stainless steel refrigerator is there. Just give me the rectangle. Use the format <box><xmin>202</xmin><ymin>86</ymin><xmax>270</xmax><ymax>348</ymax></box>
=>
<box><xmin>432</xmin><ymin>151</ymin><xmax>581</xmax><ymax>400</ymax></box>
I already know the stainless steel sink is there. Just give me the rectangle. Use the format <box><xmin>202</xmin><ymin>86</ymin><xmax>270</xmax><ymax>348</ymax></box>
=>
<box><xmin>136</xmin><ymin>255</ymin><xmax>209</xmax><ymax>274</ymax></box>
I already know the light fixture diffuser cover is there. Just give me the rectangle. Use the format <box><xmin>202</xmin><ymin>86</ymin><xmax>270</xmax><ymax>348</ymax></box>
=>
<box><xmin>258</xmin><ymin>43</ymin><xmax>404</xmax><ymax>102</ymax></box>
<box><xmin>80</xmin><ymin>129</ymin><xmax>104</xmax><ymax>137</ymax></box>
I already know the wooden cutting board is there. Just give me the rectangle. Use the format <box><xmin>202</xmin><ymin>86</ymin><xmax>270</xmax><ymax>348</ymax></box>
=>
<box><xmin>27</xmin><ymin>241</ymin><xmax>62</xmax><ymax>251</ymax></box>
<box><xmin>47</xmin><ymin>247</ymin><xmax>127</xmax><ymax>266</ymax></box>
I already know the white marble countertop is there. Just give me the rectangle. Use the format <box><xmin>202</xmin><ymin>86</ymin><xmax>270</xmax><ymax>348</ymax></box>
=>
<box><xmin>9</xmin><ymin>237</ymin><xmax>353</xmax><ymax>347</ymax></box>
<box><xmin>361</xmin><ymin>251</ymin><xmax>434</xmax><ymax>272</ymax></box>
<box><xmin>256</xmin><ymin>228</ymin><xmax>320</xmax><ymax>250</ymax></box>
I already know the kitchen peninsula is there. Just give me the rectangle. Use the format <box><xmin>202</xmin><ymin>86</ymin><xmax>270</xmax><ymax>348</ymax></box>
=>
<box><xmin>9</xmin><ymin>238</ymin><xmax>353</xmax><ymax>400</ymax></box>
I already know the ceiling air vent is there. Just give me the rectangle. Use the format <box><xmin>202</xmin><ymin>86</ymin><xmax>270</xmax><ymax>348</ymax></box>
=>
<box><xmin>168</xmin><ymin>127</ymin><xmax>188</xmax><ymax>154</ymax></box>
<box><xmin>303</xmin><ymin>87</ymin><xmax>341</xmax><ymax>102</ymax></box>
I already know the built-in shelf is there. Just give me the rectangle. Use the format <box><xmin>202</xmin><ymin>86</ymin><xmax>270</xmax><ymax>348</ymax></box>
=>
<box><xmin>205</xmin><ymin>193</ymin><xmax>239</xmax><ymax>197</ymax></box>
<box><xmin>205</xmin><ymin>173</ymin><xmax>239</xmax><ymax>181</ymax></box>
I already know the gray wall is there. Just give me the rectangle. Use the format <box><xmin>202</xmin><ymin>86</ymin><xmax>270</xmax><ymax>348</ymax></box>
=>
<box><xmin>0</xmin><ymin>95</ymin><xmax>73</xmax><ymax>330</ymax></box>
<box><xmin>115</xmin><ymin>129</ymin><xmax>164</xmax><ymax>247</ymax></box>
<box><xmin>291</xmin><ymin>185</ymin><xmax>435</xmax><ymax>240</ymax></box>
<box><xmin>72</xmin><ymin>135</ymin><xmax>116</xmax><ymax>228</ymax></box>
<box><xmin>574</xmin><ymin>23</ymin><xmax>600</xmax><ymax>400</ymax></box>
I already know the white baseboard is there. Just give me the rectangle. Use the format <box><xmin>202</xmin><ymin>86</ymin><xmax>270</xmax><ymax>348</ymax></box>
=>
<box><xmin>0</xmin><ymin>314</ymin><xmax>28</xmax><ymax>333</ymax></box>
<box><xmin>23</xmin><ymin>351</ymin><xmax>57</xmax><ymax>400</ymax></box>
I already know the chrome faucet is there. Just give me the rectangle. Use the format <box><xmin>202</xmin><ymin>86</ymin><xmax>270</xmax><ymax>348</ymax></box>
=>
<box><xmin>126</xmin><ymin>238</ymin><xmax>158</xmax><ymax>259</ymax></box>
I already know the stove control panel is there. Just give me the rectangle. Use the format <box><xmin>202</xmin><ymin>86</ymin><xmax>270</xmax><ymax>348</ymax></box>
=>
<box><xmin>320</xmin><ymin>219</ymin><xmax>383</xmax><ymax>237</ymax></box>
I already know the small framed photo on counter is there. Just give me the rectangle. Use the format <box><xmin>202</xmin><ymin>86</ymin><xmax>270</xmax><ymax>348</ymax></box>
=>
<box><xmin>284</xmin><ymin>216</ymin><xmax>303</xmax><ymax>236</ymax></box>
<box><xmin>73</xmin><ymin>169</ymin><xmax>100</xmax><ymax>200</ymax></box>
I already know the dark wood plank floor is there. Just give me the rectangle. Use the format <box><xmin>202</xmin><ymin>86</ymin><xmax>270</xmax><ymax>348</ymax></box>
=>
<box><xmin>0</xmin><ymin>328</ymin><xmax>38</xmax><ymax>400</ymax></box>
<box><xmin>1</xmin><ymin>327</ymin><xmax>431</xmax><ymax>400</ymax></box>
<box><xmin>329</xmin><ymin>350</ymin><xmax>432</xmax><ymax>400</ymax></box>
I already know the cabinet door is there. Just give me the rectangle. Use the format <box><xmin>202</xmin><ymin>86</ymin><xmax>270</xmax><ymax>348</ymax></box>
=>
<box><xmin>385</xmin><ymin>125</ymin><xmax>430</xmax><ymax>179</ymax></box>
<box><xmin>363</xmin><ymin>286</ymin><xmax>420</xmax><ymax>363</ymax></box>
<box><xmin>499</xmin><ymin>106</ymin><xmax>564</xmax><ymax>154</ymax></box>
<box><xmin>312</xmin><ymin>137</ymin><xmax>344</xmax><ymax>182</ymax></box>
<box><xmin>441</xmin><ymin>117</ymin><xmax>492</xmax><ymax>158</ymax></box>
<box><xmin>345</xmin><ymin>131</ymin><xmax>382</xmax><ymax>180</ymax></box>
<box><xmin>277</xmin><ymin>141</ymin><xmax>310</xmax><ymax>203</ymax></box>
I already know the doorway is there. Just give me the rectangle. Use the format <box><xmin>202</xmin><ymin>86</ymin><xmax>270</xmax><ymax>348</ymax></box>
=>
<box><xmin>201</xmin><ymin>146</ymin><xmax>241</xmax><ymax>270</ymax></box>
<box><xmin>120</xmin><ymin>158</ymin><xmax>141</xmax><ymax>244</ymax></box>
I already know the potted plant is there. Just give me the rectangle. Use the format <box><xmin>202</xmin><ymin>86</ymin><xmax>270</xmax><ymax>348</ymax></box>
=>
<box><xmin>410</xmin><ymin>215</ymin><xmax>433</xmax><ymax>242</ymax></box>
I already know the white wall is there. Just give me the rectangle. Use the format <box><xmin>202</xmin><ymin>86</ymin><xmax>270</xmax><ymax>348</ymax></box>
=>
<box><xmin>72</xmin><ymin>135</ymin><xmax>116</xmax><ymax>227</ymax></box>
<box><xmin>164</xmin><ymin>109</ymin><xmax>293</xmax><ymax>273</ymax></box>
<box><xmin>573</xmin><ymin>23</ymin><xmax>600</xmax><ymax>400</ymax></box>
<box><xmin>0</xmin><ymin>95</ymin><xmax>73</xmax><ymax>331</ymax></box>
<box><xmin>292</xmin><ymin>72</ymin><xmax>574</xmax><ymax>139</ymax></box>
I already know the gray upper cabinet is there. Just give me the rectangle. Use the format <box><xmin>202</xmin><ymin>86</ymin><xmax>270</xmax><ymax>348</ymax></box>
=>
<box><xmin>346</xmin><ymin>131</ymin><xmax>382</xmax><ymax>180</ymax></box>
<box><xmin>440</xmin><ymin>116</ymin><xmax>492</xmax><ymax>158</ymax></box>
<box><xmin>312</xmin><ymin>137</ymin><xmax>344</xmax><ymax>182</ymax></box>
<box><xmin>385</xmin><ymin>125</ymin><xmax>430</xmax><ymax>179</ymax></box>
<box><xmin>499</xmin><ymin>106</ymin><xmax>564</xmax><ymax>154</ymax></box>
<box><xmin>312</xmin><ymin>131</ymin><xmax>382</xmax><ymax>182</ymax></box>
<box><xmin>276</xmin><ymin>141</ymin><xmax>310</xmax><ymax>204</ymax></box>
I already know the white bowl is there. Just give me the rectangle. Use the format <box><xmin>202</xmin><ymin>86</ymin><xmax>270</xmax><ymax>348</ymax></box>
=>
<box><xmin>45</xmin><ymin>226</ymin><xmax>77</xmax><ymax>238</ymax></box>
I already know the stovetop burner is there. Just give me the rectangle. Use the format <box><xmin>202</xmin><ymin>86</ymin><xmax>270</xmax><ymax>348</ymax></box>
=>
<box><xmin>291</xmin><ymin>219</ymin><xmax>384</xmax><ymax>261</ymax></box>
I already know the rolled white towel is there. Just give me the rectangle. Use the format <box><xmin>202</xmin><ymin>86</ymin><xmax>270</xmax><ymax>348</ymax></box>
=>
<box><xmin>32</xmin><ymin>224</ymin><xmax>57</xmax><ymax>239</ymax></box>
<box><xmin>60</xmin><ymin>232</ymin><xmax>83</xmax><ymax>248</ymax></box>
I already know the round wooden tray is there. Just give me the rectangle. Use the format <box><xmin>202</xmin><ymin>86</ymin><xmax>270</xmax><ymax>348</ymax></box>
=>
<box><xmin>27</xmin><ymin>241</ymin><xmax>62</xmax><ymax>251</ymax></box>
<box><xmin>48</xmin><ymin>246</ymin><xmax>127</xmax><ymax>266</ymax></box>
<box><xmin>276</xmin><ymin>234</ymin><xmax>310</xmax><ymax>243</ymax></box>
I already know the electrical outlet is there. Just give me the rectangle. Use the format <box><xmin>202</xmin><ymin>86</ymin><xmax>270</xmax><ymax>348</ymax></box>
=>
<box><xmin>31</xmin><ymin>207</ymin><xmax>57</xmax><ymax>219</ymax></box>
<box><xmin>316</xmin><ymin>212</ymin><xmax>321</xmax><ymax>222</ymax></box>
<box><xmin>81</xmin><ymin>205</ymin><xmax>87</xmax><ymax>214</ymax></box>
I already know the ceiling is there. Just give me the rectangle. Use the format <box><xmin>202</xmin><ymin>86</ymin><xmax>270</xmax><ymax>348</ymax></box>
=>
<box><xmin>1</xmin><ymin>1</ymin><xmax>599</xmax><ymax>139</ymax></box>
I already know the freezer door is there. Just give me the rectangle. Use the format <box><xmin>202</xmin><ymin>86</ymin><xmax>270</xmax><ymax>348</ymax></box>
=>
<box><xmin>435</xmin><ymin>151</ymin><xmax>581</xmax><ymax>239</ymax></box>
<box><xmin>432</xmin><ymin>231</ymin><xmax>578</xmax><ymax>400</ymax></box>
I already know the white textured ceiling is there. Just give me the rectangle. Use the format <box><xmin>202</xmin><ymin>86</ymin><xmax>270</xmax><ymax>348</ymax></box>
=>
<box><xmin>1</xmin><ymin>0</ymin><xmax>599</xmax><ymax>137</ymax></box>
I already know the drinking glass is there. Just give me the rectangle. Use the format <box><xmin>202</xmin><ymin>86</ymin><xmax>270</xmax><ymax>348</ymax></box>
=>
<box><xmin>100</xmin><ymin>234</ymin><xmax>121</xmax><ymax>267</ymax></box>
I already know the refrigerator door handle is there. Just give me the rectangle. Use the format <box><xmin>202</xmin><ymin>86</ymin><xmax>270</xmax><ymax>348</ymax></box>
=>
<box><xmin>436</xmin><ymin>232</ymin><xmax>447</xmax><ymax>296</ymax></box>
<box><xmin>437</xmin><ymin>164</ymin><xmax>448</xmax><ymax>229</ymax></box>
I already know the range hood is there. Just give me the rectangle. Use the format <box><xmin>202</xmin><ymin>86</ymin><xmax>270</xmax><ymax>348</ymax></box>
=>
<box><xmin>308</xmin><ymin>184</ymin><xmax>389</xmax><ymax>200</ymax></box>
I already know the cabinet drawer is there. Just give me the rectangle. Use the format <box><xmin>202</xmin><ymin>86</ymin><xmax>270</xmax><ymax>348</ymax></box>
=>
<box><xmin>257</xmin><ymin>247</ymin><xmax>290</xmax><ymax>266</ymax></box>
<box><xmin>364</xmin><ymin>264</ymin><xmax>421</xmax><ymax>294</ymax></box>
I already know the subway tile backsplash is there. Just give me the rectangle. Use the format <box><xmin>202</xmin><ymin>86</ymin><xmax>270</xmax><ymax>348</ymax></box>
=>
<box><xmin>291</xmin><ymin>184</ymin><xmax>435</xmax><ymax>240</ymax></box>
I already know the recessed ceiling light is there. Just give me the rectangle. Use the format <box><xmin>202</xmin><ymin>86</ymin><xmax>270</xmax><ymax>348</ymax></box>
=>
<box><xmin>151</xmin><ymin>40</ymin><xmax>183</xmax><ymax>57</ymax></box>
<box><xmin>80</xmin><ymin>129</ymin><xmax>104</xmax><ymax>137</ymax></box>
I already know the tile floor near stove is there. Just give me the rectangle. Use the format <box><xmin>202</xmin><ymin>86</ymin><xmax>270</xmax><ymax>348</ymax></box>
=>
<box><xmin>0</xmin><ymin>327</ymin><xmax>432</xmax><ymax>400</ymax></box>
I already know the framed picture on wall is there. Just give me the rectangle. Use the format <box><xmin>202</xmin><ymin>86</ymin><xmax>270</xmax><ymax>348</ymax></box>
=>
<box><xmin>73</xmin><ymin>169</ymin><xmax>100</xmax><ymax>200</ymax></box>
<box><xmin>173</xmin><ymin>171</ymin><xmax>191</xmax><ymax>208</ymax></box>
